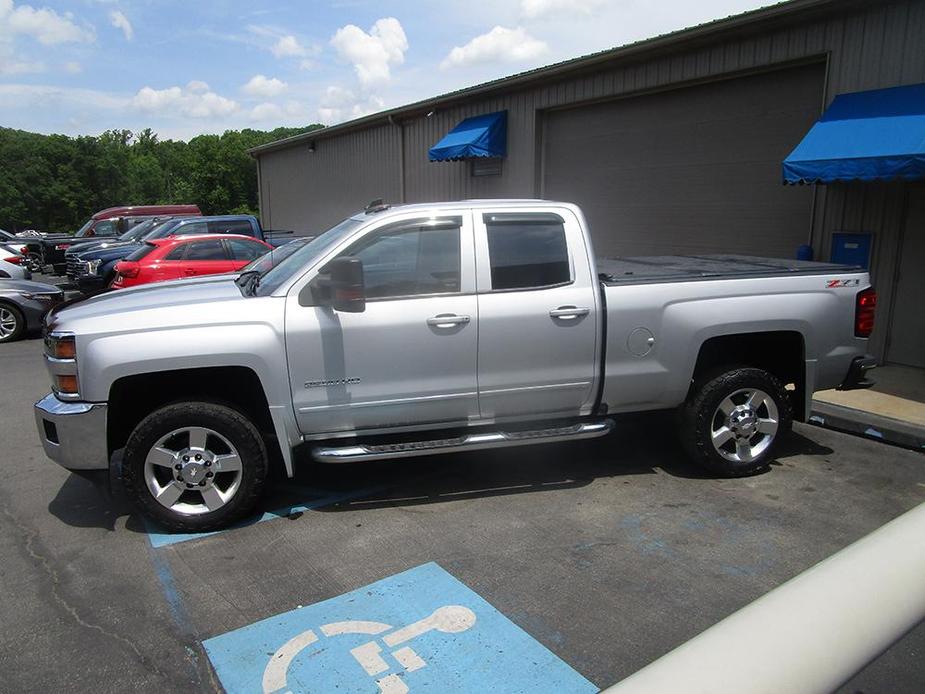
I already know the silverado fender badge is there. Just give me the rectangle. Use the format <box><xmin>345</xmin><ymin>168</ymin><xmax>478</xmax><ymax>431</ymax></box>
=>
<box><xmin>826</xmin><ymin>279</ymin><xmax>860</xmax><ymax>288</ymax></box>
<box><xmin>305</xmin><ymin>378</ymin><xmax>361</xmax><ymax>388</ymax></box>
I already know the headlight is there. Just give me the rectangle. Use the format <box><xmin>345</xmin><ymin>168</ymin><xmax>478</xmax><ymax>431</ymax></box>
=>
<box><xmin>44</xmin><ymin>333</ymin><xmax>79</xmax><ymax>398</ymax></box>
<box><xmin>85</xmin><ymin>259</ymin><xmax>102</xmax><ymax>275</ymax></box>
<box><xmin>19</xmin><ymin>292</ymin><xmax>58</xmax><ymax>302</ymax></box>
<box><xmin>45</xmin><ymin>333</ymin><xmax>76</xmax><ymax>359</ymax></box>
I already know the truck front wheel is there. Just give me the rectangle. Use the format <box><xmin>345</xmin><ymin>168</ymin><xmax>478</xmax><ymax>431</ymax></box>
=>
<box><xmin>122</xmin><ymin>402</ymin><xmax>268</xmax><ymax>532</ymax></box>
<box><xmin>680</xmin><ymin>367</ymin><xmax>792</xmax><ymax>477</ymax></box>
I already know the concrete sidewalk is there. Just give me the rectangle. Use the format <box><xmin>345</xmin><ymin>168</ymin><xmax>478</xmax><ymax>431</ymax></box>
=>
<box><xmin>812</xmin><ymin>365</ymin><xmax>925</xmax><ymax>451</ymax></box>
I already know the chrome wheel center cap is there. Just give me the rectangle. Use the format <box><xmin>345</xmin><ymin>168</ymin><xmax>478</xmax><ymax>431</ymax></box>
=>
<box><xmin>174</xmin><ymin>449</ymin><xmax>214</xmax><ymax>486</ymax></box>
<box><xmin>729</xmin><ymin>407</ymin><xmax>757</xmax><ymax>436</ymax></box>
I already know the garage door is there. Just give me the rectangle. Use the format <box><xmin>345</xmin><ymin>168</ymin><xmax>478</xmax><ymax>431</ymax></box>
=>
<box><xmin>543</xmin><ymin>64</ymin><xmax>825</xmax><ymax>258</ymax></box>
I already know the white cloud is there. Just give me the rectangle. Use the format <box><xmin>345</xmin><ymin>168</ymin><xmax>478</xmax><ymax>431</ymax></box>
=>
<box><xmin>317</xmin><ymin>85</ymin><xmax>385</xmax><ymax>124</ymax></box>
<box><xmin>186</xmin><ymin>80</ymin><xmax>210</xmax><ymax>93</ymax></box>
<box><xmin>330</xmin><ymin>17</ymin><xmax>407</xmax><ymax>87</ymax></box>
<box><xmin>109</xmin><ymin>10</ymin><xmax>133</xmax><ymax>41</ymax></box>
<box><xmin>132</xmin><ymin>82</ymin><xmax>238</xmax><ymax>119</ymax></box>
<box><xmin>0</xmin><ymin>0</ymin><xmax>95</xmax><ymax>45</ymax></box>
<box><xmin>0</xmin><ymin>58</ymin><xmax>43</xmax><ymax>74</ymax></box>
<box><xmin>440</xmin><ymin>26</ymin><xmax>547</xmax><ymax>69</ymax></box>
<box><xmin>272</xmin><ymin>34</ymin><xmax>307</xmax><ymax>58</ymax></box>
<box><xmin>250</xmin><ymin>102</ymin><xmax>283</xmax><ymax>121</ymax></box>
<box><xmin>242</xmin><ymin>74</ymin><xmax>287</xmax><ymax>98</ymax></box>
<box><xmin>250</xmin><ymin>99</ymin><xmax>308</xmax><ymax>123</ymax></box>
<box><xmin>521</xmin><ymin>0</ymin><xmax>604</xmax><ymax>19</ymax></box>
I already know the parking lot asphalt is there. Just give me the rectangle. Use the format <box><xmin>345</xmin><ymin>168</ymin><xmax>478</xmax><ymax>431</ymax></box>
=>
<box><xmin>2</xmin><ymin>310</ymin><xmax>924</xmax><ymax>692</ymax></box>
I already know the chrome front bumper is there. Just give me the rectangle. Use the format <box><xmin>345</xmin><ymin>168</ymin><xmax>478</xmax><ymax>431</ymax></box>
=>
<box><xmin>34</xmin><ymin>393</ymin><xmax>109</xmax><ymax>470</ymax></box>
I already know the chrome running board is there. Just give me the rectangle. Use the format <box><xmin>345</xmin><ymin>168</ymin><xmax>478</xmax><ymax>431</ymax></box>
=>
<box><xmin>311</xmin><ymin>419</ymin><xmax>613</xmax><ymax>463</ymax></box>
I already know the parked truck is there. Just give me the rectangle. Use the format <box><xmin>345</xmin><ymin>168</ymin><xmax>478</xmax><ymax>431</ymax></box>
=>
<box><xmin>65</xmin><ymin>215</ymin><xmax>290</xmax><ymax>294</ymax></box>
<box><xmin>34</xmin><ymin>200</ymin><xmax>876</xmax><ymax>531</ymax></box>
<box><xmin>41</xmin><ymin>205</ymin><xmax>202</xmax><ymax>274</ymax></box>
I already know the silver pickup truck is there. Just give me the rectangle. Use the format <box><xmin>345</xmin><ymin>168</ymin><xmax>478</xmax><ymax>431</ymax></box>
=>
<box><xmin>34</xmin><ymin>200</ymin><xmax>877</xmax><ymax>531</ymax></box>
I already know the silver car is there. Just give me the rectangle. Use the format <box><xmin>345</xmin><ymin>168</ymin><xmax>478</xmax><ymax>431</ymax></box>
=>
<box><xmin>0</xmin><ymin>280</ymin><xmax>64</xmax><ymax>343</ymax></box>
<box><xmin>0</xmin><ymin>244</ymin><xmax>31</xmax><ymax>281</ymax></box>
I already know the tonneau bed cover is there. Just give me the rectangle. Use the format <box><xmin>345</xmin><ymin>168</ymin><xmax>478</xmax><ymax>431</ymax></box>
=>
<box><xmin>598</xmin><ymin>254</ymin><xmax>860</xmax><ymax>286</ymax></box>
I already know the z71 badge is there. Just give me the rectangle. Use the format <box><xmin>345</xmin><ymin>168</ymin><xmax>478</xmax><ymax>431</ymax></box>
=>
<box><xmin>826</xmin><ymin>279</ymin><xmax>861</xmax><ymax>288</ymax></box>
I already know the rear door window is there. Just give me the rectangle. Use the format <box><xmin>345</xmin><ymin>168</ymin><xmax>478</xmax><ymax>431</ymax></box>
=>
<box><xmin>484</xmin><ymin>214</ymin><xmax>570</xmax><ymax>290</ymax></box>
<box><xmin>184</xmin><ymin>239</ymin><xmax>228</xmax><ymax>261</ymax></box>
<box><xmin>174</xmin><ymin>221</ymin><xmax>209</xmax><ymax>236</ymax></box>
<box><xmin>164</xmin><ymin>245</ymin><xmax>187</xmax><ymax>260</ymax></box>
<box><xmin>209</xmin><ymin>220</ymin><xmax>254</xmax><ymax>236</ymax></box>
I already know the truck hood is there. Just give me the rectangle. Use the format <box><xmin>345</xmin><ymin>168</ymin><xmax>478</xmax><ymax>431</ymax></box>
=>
<box><xmin>67</xmin><ymin>239</ymin><xmax>134</xmax><ymax>255</ymax></box>
<box><xmin>74</xmin><ymin>243</ymin><xmax>139</xmax><ymax>262</ymax></box>
<box><xmin>47</xmin><ymin>274</ymin><xmax>250</xmax><ymax>329</ymax></box>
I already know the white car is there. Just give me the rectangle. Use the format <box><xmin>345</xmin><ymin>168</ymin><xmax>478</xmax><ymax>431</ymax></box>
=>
<box><xmin>0</xmin><ymin>244</ymin><xmax>31</xmax><ymax>281</ymax></box>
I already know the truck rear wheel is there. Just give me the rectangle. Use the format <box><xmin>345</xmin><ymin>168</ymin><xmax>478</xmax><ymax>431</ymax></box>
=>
<box><xmin>122</xmin><ymin>402</ymin><xmax>268</xmax><ymax>532</ymax></box>
<box><xmin>680</xmin><ymin>367</ymin><xmax>792</xmax><ymax>477</ymax></box>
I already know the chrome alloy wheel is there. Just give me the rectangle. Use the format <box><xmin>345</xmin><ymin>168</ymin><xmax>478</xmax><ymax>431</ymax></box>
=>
<box><xmin>0</xmin><ymin>307</ymin><xmax>18</xmax><ymax>339</ymax></box>
<box><xmin>710</xmin><ymin>388</ymin><xmax>779</xmax><ymax>463</ymax></box>
<box><xmin>144</xmin><ymin>426</ymin><xmax>243</xmax><ymax>515</ymax></box>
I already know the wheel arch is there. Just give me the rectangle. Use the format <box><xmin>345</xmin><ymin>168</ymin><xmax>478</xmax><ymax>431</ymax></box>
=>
<box><xmin>107</xmin><ymin>365</ymin><xmax>288</xmax><ymax>473</ymax></box>
<box><xmin>689</xmin><ymin>330</ymin><xmax>807</xmax><ymax>420</ymax></box>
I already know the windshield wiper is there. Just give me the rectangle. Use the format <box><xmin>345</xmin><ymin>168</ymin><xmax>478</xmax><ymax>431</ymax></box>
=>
<box><xmin>235</xmin><ymin>269</ymin><xmax>262</xmax><ymax>296</ymax></box>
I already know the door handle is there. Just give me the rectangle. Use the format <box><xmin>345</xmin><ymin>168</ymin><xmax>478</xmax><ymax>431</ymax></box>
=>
<box><xmin>427</xmin><ymin>314</ymin><xmax>471</xmax><ymax>328</ymax></box>
<box><xmin>550</xmin><ymin>306</ymin><xmax>590</xmax><ymax>320</ymax></box>
<box><xmin>184</xmin><ymin>269</ymin><xmax>196</xmax><ymax>275</ymax></box>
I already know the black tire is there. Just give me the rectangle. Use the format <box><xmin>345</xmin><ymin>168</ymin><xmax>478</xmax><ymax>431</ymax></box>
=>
<box><xmin>122</xmin><ymin>402</ymin><xmax>268</xmax><ymax>532</ymax></box>
<box><xmin>0</xmin><ymin>302</ymin><xmax>25</xmax><ymax>343</ymax></box>
<box><xmin>679</xmin><ymin>367</ymin><xmax>792</xmax><ymax>477</ymax></box>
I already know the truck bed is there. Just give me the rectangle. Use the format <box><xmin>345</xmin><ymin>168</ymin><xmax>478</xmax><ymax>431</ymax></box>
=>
<box><xmin>598</xmin><ymin>254</ymin><xmax>859</xmax><ymax>286</ymax></box>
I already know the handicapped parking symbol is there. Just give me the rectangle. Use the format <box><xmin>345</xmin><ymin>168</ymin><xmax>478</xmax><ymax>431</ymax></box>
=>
<box><xmin>204</xmin><ymin>563</ymin><xmax>596</xmax><ymax>694</ymax></box>
<box><xmin>263</xmin><ymin>605</ymin><xmax>477</xmax><ymax>694</ymax></box>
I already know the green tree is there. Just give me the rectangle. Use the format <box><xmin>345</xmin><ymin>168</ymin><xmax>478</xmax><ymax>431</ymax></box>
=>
<box><xmin>0</xmin><ymin>123</ymin><xmax>323</xmax><ymax>232</ymax></box>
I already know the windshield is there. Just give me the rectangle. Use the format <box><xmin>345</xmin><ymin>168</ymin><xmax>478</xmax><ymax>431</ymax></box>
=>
<box><xmin>74</xmin><ymin>218</ymin><xmax>95</xmax><ymax>237</ymax></box>
<box><xmin>142</xmin><ymin>219</ymin><xmax>183</xmax><ymax>240</ymax></box>
<box><xmin>254</xmin><ymin>217</ymin><xmax>364</xmax><ymax>297</ymax></box>
<box><xmin>241</xmin><ymin>237</ymin><xmax>313</xmax><ymax>274</ymax></box>
<box><xmin>117</xmin><ymin>218</ymin><xmax>159</xmax><ymax>242</ymax></box>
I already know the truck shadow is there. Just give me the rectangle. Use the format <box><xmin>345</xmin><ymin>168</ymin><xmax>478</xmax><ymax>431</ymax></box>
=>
<box><xmin>47</xmin><ymin>411</ymin><xmax>833</xmax><ymax>534</ymax></box>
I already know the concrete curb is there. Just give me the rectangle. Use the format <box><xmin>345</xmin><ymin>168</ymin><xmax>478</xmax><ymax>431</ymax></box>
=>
<box><xmin>809</xmin><ymin>400</ymin><xmax>925</xmax><ymax>453</ymax></box>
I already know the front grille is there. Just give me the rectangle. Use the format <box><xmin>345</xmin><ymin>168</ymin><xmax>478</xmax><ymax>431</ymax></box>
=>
<box><xmin>66</xmin><ymin>256</ymin><xmax>83</xmax><ymax>280</ymax></box>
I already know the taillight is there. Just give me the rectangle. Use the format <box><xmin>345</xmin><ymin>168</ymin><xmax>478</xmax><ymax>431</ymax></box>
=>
<box><xmin>4</xmin><ymin>255</ymin><xmax>23</xmax><ymax>265</ymax></box>
<box><xmin>855</xmin><ymin>287</ymin><xmax>877</xmax><ymax>338</ymax></box>
<box><xmin>115</xmin><ymin>261</ymin><xmax>138</xmax><ymax>278</ymax></box>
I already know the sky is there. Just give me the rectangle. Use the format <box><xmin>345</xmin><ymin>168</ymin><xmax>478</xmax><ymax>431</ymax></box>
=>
<box><xmin>0</xmin><ymin>0</ymin><xmax>774</xmax><ymax>141</ymax></box>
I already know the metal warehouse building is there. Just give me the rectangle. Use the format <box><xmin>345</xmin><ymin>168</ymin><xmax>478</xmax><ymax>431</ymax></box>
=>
<box><xmin>251</xmin><ymin>0</ymin><xmax>925</xmax><ymax>368</ymax></box>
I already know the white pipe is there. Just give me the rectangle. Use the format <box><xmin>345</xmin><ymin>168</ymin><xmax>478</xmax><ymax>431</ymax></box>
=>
<box><xmin>604</xmin><ymin>501</ymin><xmax>925</xmax><ymax>694</ymax></box>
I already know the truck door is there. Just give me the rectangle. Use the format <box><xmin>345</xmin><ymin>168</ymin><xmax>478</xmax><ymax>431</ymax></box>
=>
<box><xmin>286</xmin><ymin>212</ymin><xmax>479</xmax><ymax>435</ymax></box>
<box><xmin>474</xmin><ymin>208</ymin><xmax>600</xmax><ymax>419</ymax></box>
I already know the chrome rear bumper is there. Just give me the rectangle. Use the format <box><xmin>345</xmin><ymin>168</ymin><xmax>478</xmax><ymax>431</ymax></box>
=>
<box><xmin>34</xmin><ymin>393</ymin><xmax>109</xmax><ymax>470</ymax></box>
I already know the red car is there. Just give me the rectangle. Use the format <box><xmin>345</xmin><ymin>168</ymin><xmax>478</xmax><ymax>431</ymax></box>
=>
<box><xmin>111</xmin><ymin>234</ymin><xmax>272</xmax><ymax>289</ymax></box>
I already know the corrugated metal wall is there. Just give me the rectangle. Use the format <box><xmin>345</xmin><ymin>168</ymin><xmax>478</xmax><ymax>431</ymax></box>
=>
<box><xmin>260</xmin><ymin>123</ymin><xmax>402</xmax><ymax>234</ymax></box>
<box><xmin>256</xmin><ymin>0</ymin><xmax>925</xmax><ymax>359</ymax></box>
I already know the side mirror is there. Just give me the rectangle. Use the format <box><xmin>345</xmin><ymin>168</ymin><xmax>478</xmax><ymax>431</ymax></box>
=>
<box><xmin>304</xmin><ymin>256</ymin><xmax>366</xmax><ymax>312</ymax></box>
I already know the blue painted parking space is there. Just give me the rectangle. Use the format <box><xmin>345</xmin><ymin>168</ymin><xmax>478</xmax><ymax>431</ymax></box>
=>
<box><xmin>145</xmin><ymin>485</ymin><xmax>380</xmax><ymax>548</ymax></box>
<box><xmin>204</xmin><ymin>562</ymin><xmax>597</xmax><ymax>694</ymax></box>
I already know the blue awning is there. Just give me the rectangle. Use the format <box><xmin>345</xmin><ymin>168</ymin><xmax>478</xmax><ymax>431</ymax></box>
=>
<box><xmin>429</xmin><ymin>111</ymin><xmax>507</xmax><ymax>161</ymax></box>
<box><xmin>783</xmin><ymin>83</ymin><xmax>925</xmax><ymax>184</ymax></box>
